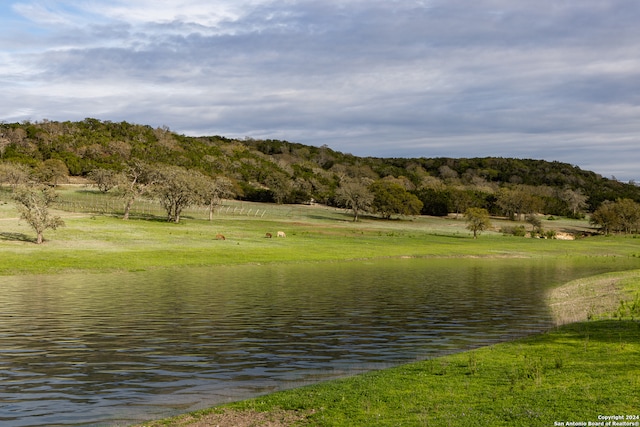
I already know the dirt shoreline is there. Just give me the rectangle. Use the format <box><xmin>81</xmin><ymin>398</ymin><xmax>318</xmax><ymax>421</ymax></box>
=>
<box><xmin>546</xmin><ymin>269</ymin><xmax>640</xmax><ymax>325</ymax></box>
<box><xmin>134</xmin><ymin>408</ymin><xmax>311</xmax><ymax>427</ymax></box>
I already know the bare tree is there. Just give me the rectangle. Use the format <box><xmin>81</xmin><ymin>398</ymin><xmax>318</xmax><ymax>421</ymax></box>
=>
<box><xmin>115</xmin><ymin>161</ymin><xmax>159</xmax><ymax>220</ymax></box>
<box><xmin>0</xmin><ymin>162</ymin><xmax>31</xmax><ymax>189</ymax></box>
<box><xmin>88</xmin><ymin>168</ymin><xmax>119</xmax><ymax>193</ymax></box>
<box><xmin>197</xmin><ymin>175</ymin><xmax>236</xmax><ymax>221</ymax></box>
<box><xmin>561</xmin><ymin>188</ymin><xmax>588</xmax><ymax>218</ymax></box>
<box><xmin>13</xmin><ymin>184</ymin><xmax>65</xmax><ymax>244</ymax></box>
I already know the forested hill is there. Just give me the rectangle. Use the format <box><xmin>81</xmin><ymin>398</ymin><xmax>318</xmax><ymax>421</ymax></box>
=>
<box><xmin>1</xmin><ymin>118</ymin><xmax>638</xmax><ymax>215</ymax></box>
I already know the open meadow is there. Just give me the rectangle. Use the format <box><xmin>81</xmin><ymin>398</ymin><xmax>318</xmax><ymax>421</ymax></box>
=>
<box><xmin>0</xmin><ymin>186</ymin><xmax>637</xmax><ymax>275</ymax></box>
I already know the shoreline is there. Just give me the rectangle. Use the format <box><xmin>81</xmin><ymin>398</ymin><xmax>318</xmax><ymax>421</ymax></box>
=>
<box><xmin>546</xmin><ymin>269</ymin><xmax>640</xmax><ymax>325</ymax></box>
<box><xmin>2</xmin><ymin>195</ymin><xmax>639</xmax><ymax>425</ymax></box>
<box><xmin>135</xmin><ymin>269</ymin><xmax>640</xmax><ymax>427</ymax></box>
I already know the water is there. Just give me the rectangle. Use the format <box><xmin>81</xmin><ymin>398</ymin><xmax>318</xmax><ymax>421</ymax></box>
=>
<box><xmin>1</xmin><ymin>257</ymin><xmax>637</xmax><ymax>426</ymax></box>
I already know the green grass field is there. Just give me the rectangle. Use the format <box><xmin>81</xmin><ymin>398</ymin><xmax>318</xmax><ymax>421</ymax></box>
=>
<box><xmin>1</xmin><ymin>186</ymin><xmax>639</xmax><ymax>276</ymax></box>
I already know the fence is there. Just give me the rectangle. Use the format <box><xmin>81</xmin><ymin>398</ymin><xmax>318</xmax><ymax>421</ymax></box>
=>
<box><xmin>54</xmin><ymin>193</ymin><xmax>270</xmax><ymax>220</ymax></box>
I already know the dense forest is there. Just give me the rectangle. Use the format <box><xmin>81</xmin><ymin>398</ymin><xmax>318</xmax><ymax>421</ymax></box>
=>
<box><xmin>1</xmin><ymin>118</ymin><xmax>639</xmax><ymax>223</ymax></box>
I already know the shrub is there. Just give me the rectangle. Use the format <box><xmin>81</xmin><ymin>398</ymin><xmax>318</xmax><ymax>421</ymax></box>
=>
<box><xmin>501</xmin><ymin>225</ymin><xmax>527</xmax><ymax>237</ymax></box>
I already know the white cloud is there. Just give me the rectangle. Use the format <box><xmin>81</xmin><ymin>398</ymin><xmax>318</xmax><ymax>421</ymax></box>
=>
<box><xmin>2</xmin><ymin>0</ymin><xmax>640</xmax><ymax>181</ymax></box>
<box><xmin>12</xmin><ymin>1</ymin><xmax>77</xmax><ymax>26</ymax></box>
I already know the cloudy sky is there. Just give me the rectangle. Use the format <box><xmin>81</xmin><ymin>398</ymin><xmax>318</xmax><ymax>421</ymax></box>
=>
<box><xmin>2</xmin><ymin>1</ymin><xmax>639</xmax><ymax>181</ymax></box>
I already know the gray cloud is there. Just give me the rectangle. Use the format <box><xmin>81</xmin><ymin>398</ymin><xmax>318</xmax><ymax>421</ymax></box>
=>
<box><xmin>2</xmin><ymin>0</ymin><xmax>640</xmax><ymax>181</ymax></box>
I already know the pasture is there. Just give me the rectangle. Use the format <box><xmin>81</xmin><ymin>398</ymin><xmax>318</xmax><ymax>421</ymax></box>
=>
<box><xmin>0</xmin><ymin>186</ymin><xmax>637</xmax><ymax>276</ymax></box>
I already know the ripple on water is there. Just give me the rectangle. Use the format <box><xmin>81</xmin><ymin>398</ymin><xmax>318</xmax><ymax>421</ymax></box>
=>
<box><xmin>1</xmin><ymin>257</ymin><xmax>639</xmax><ymax>426</ymax></box>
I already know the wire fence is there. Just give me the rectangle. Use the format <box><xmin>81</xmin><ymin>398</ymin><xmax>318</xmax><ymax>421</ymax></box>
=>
<box><xmin>54</xmin><ymin>193</ymin><xmax>270</xmax><ymax>220</ymax></box>
<box><xmin>1</xmin><ymin>186</ymin><xmax>338</xmax><ymax>222</ymax></box>
<box><xmin>1</xmin><ymin>187</ymin><xmax>338</xmax><ymax>225</ymax></box>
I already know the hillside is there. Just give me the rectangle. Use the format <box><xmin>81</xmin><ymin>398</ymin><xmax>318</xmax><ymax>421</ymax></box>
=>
<box><xmin>1</xmin><ymin>118</ymin><xmax>639</xmax><ymax>216</ymax></box>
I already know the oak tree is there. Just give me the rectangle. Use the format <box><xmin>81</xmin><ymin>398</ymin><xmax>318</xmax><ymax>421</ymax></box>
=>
<box><xmin>465</xmin><ymin>207</ymin><xmax>492</xmax><ymax>239</ymax></box>
<box><xmin>116</xmin><ymin>161</ymin><xmax>159</xmax><ymax>220</ymax></box>
<box><xmin>153</xmin><ymin>165</ymin><xmax>203</xmax><ymax>223</ymax></box>
<box><xmin>369</xmin><ymin>180</ymin><xmax>423</xmax><ymax>219</ymax></box>
<box><xmin>335</xmin><ymin>178</ymin><xmax>374</xmax><ymax>221</ymax></box>
<box><xmin>13</xmin><ymin>184</ymin><xmax>65</xmax><ymax>244</ymax></box>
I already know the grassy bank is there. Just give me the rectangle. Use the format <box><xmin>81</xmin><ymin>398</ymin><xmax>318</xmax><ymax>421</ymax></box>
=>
<box><xmin>138</xmin><ymin>272</ymin><xmax>640</xmax><ymax>427</ymax></box>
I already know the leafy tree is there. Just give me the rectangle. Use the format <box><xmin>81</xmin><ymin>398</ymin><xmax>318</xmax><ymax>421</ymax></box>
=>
<box><xmin>615</xmin><ymin>198</ymin><xmax>640</xmax><ymax>234</ymax></box>
<box><xmin>465</xmin><ymin>207</ymin><xmax>492</xmax><ymax>239</ymax></box>
<box><xmin>335</xmin><ymin>178</ymin><xmax>374</xmax><ymax>221</ymax></box>
<box><xmin>290</xmin><ymin>177</ymin><xmax>313</xmax><ymax>204</ymax></box>
<box><xmin>12</xmin><ymin>184</ymin><xmax>65</xmax><ymax>244</ymax></box>
<box><xmin>438</xmin><ymin>165</ymin><xmax>459</xmax><ymax>182</ymax></box>
<box><xmin>449</xmin><ymin>187</ymin><xmax>473</xmax><ymax>218</ymax></box>
<box><xmin>35</xmin><ymin>158</ymin><xmax>68</xmax><ymax>186</ymax></box>
<box><xmin>416</xmin><ymin>187</ymin><xmax>450</xmax><ymax>217</ymax></box>
<box><xmin>526</xmin><ymin>214</ymin><xmax>543</xmax><ymax>236</ymax></box>
<box><xmin>153</xmin><ymin>165</ymin><xmax>203</xmax><ymax>223</ymax></box>
<box><xmin>590</xmin><ymin>198</ymin><xmax>640</xmax><ymax>234</ymax></box>
<box><xmin>265</xmin><ymin>172</ymin><xmax>291</xmax><ymax>204</ymax></box>
<box><xmin>369</xmin><ymin>180</ymin><xmax>423</xmax><ymax>219</ymax></box>
<box><xmin>590</xmin><ymin>200</ymin><xmax>617</xmax><ymax>234</ymax></box>
<box><xmin>496</xmin><ymin>186</ymin><xmax>543</xmax><ymax>221</ymax></box>
<box><xmin>496</xmin><ymin>187</ymin><xmax>521</xmax><ymax>220</ymax></box>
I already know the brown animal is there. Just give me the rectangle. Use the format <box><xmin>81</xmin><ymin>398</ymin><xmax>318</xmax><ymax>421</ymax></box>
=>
<box><xmin>215</xmin><ymin>234</ymin><xmax>226</xmax><ymax>240</ymax></box>
<box><xmin>265</xmin><ymin>232</ymin><xmax>272</xmax><ymax>238</ymax></box>
<box><xmin>277</xmin><ymin>231</ymin><xmax>286</xmax><ymax>238</ymax></box>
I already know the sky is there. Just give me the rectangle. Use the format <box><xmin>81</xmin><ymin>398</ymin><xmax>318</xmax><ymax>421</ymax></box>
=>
<box><xmin>2</xmin><ymin>1</ymin><xmax>640</xmax><ymax>182</ymax></box>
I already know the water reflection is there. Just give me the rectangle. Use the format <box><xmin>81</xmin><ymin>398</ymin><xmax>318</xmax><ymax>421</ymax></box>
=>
<box><xmin>0</xmin><ymin>257</ymin><xmax>638</xmax><ymax>426</ymax></box>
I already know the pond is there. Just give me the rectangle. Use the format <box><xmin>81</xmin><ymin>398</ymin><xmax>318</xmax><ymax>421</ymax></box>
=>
<box><xmin>1</xmin><ymin>257</ymin><xmax>638</xmax><ymax>426</ymax></box>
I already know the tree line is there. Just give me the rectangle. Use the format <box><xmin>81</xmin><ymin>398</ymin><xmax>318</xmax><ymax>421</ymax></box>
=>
<box><xmin>2</xmin><ymin>118</ymin><xmax>640</xmax><ymax>240</ymax></box>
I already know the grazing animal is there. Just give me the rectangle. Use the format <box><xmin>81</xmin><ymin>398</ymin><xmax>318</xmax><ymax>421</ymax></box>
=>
<box><xmin>277</xmin><ymin>231</ymin><xmax>286</xmax><ymax>238</ymax></box>
<box><xmin>215</xmin><ymin>234</ymin><xmax>226</xmax><ymax>240</ymax></box>
<box><xmin>265</xmin><ymin>232</ymin><xmax>272</xmax><ymax>238</ymax></box>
